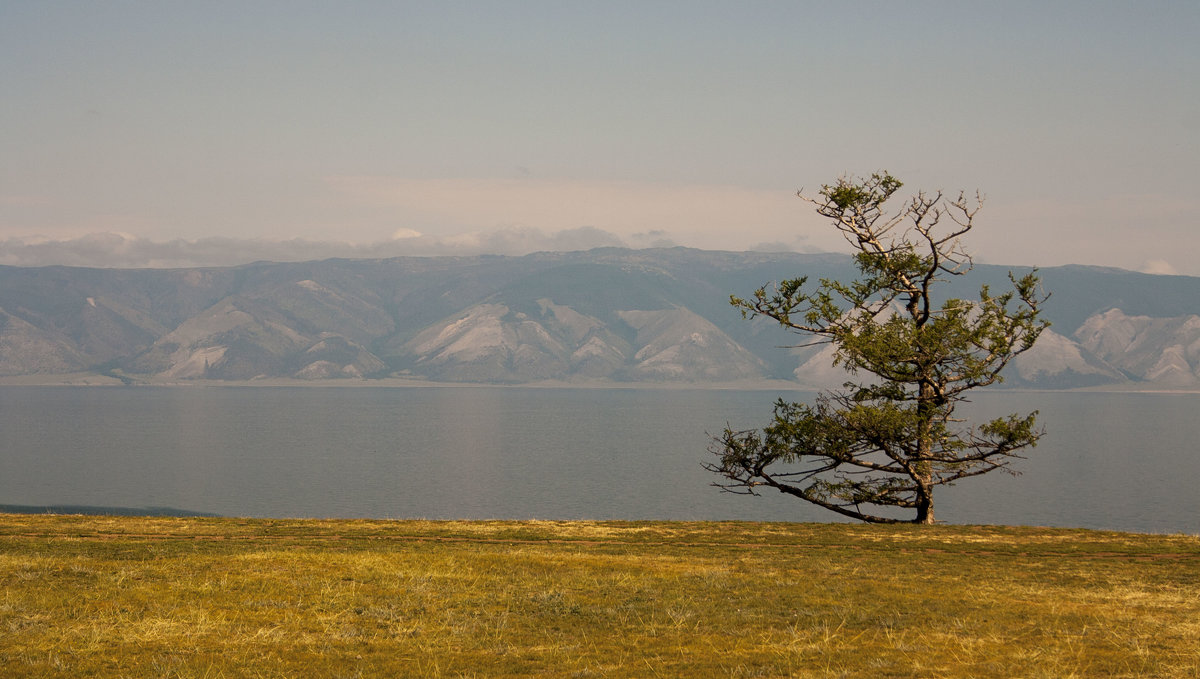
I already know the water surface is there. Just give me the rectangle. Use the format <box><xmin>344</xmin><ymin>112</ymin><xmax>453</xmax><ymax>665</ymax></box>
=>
<box><xmin>1</xmin><ymin>386</ymin><xmax>1195</xmax><ymax>533</ymax></box>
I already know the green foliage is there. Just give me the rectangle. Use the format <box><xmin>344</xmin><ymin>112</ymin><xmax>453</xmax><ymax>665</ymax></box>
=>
<box><xmin>710</xmin><ymin>173</ymin><xmax>1049</xmax><ymax>524</ymax></box>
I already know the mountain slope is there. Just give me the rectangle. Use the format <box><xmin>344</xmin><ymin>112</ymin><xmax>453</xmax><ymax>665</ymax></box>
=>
<box><xmin>2</xmin><ymin>248</ymin><xmax>1200</xmax><ymax>388</ymax></box>
<box><xmin>1075</xmin><ymin>309</ymin><xmax>1200</xmax><ymax>387</ymax></box>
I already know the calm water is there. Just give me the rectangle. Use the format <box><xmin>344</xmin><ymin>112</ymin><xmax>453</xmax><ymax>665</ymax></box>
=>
<box><xmin>0</xmin><ymin>386</ymin><xmax>1196</xmax><ymax>534</ymax></box>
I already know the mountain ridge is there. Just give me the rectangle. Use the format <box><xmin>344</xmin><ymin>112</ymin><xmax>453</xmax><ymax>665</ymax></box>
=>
<box><xmin>3</xmin><ymin>248</ymin><xmax>1200</xmax><ymax>389</ymax></box>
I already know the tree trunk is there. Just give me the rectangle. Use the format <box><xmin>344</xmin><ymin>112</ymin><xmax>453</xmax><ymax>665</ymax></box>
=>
<box><xmin>915</xmin><ymin>494</ymin><xmax>934</xmax><ymax>524</ymax></box>
<box><xmin>915</xmin><ymin>380</ymin><xmax>936</xmax><ymax>524</ymax></box>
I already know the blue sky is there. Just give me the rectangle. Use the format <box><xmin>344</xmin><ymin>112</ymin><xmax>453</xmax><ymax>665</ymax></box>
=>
<box><xmin>2</xmin><ymin>2</ymin><xmax>1198</xmax><ymax>272</ymax></box>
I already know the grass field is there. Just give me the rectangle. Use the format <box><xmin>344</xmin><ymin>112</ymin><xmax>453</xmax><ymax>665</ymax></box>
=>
<box><xmin>1</xmin><ymin>515</ymin><xmax>1198</xmax><ymax>677</ymax></box>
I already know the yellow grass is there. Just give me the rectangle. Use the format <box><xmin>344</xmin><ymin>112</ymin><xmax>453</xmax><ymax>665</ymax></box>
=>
<box><xmin>1</xmin><ymin>515</ymin><xmax>1198</xmax><ymax>677</ymax></box>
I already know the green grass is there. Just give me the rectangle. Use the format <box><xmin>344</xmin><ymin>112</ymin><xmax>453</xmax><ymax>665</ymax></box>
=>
<box><xmin>2</xmin><ymin>515</ymin><xmax>1198</xmax><ymax>677</ymax></box>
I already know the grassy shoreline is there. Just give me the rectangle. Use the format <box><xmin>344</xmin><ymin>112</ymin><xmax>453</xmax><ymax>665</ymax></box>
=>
<box><xmin>2</xmin><ymin>515</ymin><xmax>1198</xmax><ymax>677</ymax></box>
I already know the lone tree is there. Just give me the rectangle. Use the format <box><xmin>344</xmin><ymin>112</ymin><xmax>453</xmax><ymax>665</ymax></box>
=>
<box><xmin>706</xmin><ymin>172</ymin><xmax>1049</xmax><ymax>524</ymax></box>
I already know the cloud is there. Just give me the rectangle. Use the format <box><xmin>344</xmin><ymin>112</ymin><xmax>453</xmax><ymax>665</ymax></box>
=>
<box><xmin>0</xmin><ymin>178</ymin><xmax>825</xmax><ymax>268</ymax></box>
<box><xmin>747</xmin><ymin>241</ymin><xmax>795</xmax><ymax>253</ymax></box>
<box><xmin>325</xmin><ymin>176</ymin><xmax>827</xmax><ymax>252</ymax></box>
<box><xmin>0</xmin><ymin>227</ymin><xmax>632</xmax><ymax>269</ymax></box>
<box><xmin>629</xmin><ymin>230</ymin><xmax>678</xmax><ymax>248</ymax></box>
<box><xmin>441</xmin><ymin>225</ymin><xmax>626</xmax><ymax>254</ymax></box>
<box><xmin>1140</xmin><ymin>259</ymin><xmax>1179</xmax><ymax>276</ymax></box>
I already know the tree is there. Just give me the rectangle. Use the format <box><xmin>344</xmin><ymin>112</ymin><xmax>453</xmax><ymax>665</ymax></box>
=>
<box><xmin>706</xmin><ymin>172</ymin><xmax>1049</xmax><ymax>524</ymax></box>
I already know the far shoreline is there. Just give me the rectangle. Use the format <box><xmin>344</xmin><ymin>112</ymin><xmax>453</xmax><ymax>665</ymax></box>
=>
<box><xmin>1</xmin><ymin>371</ymin><xmax>1198</xmax><ymax>394</ymax></box>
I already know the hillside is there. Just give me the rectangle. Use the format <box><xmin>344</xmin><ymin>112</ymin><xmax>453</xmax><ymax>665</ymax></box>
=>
<box><xmin>3</xmin><ymin>248</ymin><xmax>1200</xmax><ymax>388</ymax></box>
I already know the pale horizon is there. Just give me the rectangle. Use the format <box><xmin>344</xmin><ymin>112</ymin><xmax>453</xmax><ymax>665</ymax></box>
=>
<box><xmin>3</xmin><ymin>2</ymin><xmax>1198</xmax><ymax>273</ymax></box>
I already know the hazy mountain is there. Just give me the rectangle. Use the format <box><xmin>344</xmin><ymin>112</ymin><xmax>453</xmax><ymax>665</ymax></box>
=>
<box><xmin>2</xmin><ymin>248</ymin><xmax>1200</xmax><ymax>389</ymax></box>
<box><xmin>1074</xmin><ymin>309</ymin><xmax>1200</xmax><ymax>387</ymax></box>
<box><xmin>1007</xmin><ymin>329</ymin><xmax>1127</xmax><ymax>388</ymax></box>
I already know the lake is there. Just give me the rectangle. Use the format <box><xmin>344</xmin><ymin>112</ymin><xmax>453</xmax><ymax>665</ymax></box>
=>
<box><xmin>1</xmin><ymin>386</ymin><xmax>1196</xmax><ymax>534</ymax></box>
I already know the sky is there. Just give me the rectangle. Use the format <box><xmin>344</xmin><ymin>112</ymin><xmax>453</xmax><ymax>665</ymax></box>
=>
<box><xmin>2</xmin><ymin>1</ymin><xmax>1198</xmax><ymax>273</ymax></box>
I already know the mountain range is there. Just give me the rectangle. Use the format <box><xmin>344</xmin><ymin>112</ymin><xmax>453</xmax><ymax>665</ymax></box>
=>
<box><xmin>2</xmin><ymin>248</ymin><xmax>1200</xmax><ymax>390</ymax></box>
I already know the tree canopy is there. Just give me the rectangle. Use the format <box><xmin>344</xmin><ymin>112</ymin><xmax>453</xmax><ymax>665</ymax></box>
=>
<box><xmin>706</xmin><ymin>172</ymin><xmax>1049</xmax><ymax>524</ymax></box>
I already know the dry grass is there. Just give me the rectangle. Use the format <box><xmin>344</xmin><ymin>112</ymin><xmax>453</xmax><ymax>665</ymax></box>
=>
<box><xmin>1</xmin><ymin>515</ymin><xmax>1198</xmax><ymax>677</ymax></box>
